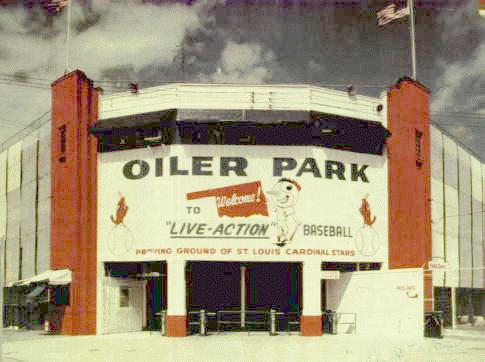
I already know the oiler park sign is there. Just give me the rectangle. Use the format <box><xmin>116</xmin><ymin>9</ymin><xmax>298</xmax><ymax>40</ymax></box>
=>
<box><xmin>98</xmin><ymin>145</ymin><xmax>388</xmax><ymax>263</ymax></box>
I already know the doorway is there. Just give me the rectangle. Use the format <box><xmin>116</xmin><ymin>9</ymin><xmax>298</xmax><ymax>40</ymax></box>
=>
<box><xmin>186</xmin><ymin>261</ymin><xmax>301</xmax><ymax>333</ymax></box>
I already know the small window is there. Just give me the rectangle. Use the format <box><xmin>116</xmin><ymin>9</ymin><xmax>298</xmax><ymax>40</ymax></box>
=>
<box><xmin>58</xmin><ymin>125</ymin><xmax>67</xmax><ymax>163</ymax></box>
<box><xmin>415</xmin><ymin>130</ymin><xmax>423</xmax><ymax>168</ymax></box>
<box><xmin>120</xmin><ymin>287</ymin><xmax>130</xmax><ymax>307</ymax></box>
<box><xmin>239</xmin><ymin>135</ymin><xmax>256</xmax><ymax>145</ymax></box>
<box><xmin>52</xmin><ymin>286</ymin><xmax>70</xmax><ymax>305</ymax></box>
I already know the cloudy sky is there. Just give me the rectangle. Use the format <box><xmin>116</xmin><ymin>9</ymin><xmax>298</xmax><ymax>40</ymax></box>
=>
<box><xmin>0</xmin><ymin>0</ymin><xmax>484</xmax><ymax>158</ymax></box>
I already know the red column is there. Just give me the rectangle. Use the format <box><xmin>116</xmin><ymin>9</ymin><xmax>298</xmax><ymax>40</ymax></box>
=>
<box><xmin>387</xmin><ymin>77</ymin><xmax>433</xmax><ymax>313</ymax></box>
<box><xmin>166</xmin><ymin>316</ymin><xmax>188</xmax><ymax>337</ymax></box>
<box><xmin>387</xmin><ymin>77</ymin><xmax>432</xmax><ymax>270</ymax></box>
<box><xmin>51</xmin><ymin>70</ymin><xmax>98</xmax><ymax>335</ymax></box>
<box><xmin>300</xmin><ymin>316</ymin><xmax>322</xmax><ymax>336</ymax></box>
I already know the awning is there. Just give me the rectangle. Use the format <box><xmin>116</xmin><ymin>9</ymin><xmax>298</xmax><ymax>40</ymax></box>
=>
<box><xmin>26</xmin><ymin>285</ymin><xmax>47</xmax><ymax>300</ymax></box>
<box><xmin>7</xmin><ymin>269</ymin><xmax>72</xmax><ymax>287</ymax></box>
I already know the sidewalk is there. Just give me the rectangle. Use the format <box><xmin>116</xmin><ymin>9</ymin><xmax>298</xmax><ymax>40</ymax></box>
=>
<box><xmin>3</xmin><ymin>329</ymin><xmax>485</xmax><ymax>362</ymax></box>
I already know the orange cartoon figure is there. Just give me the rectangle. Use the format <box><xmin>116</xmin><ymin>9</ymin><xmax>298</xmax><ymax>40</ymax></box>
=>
<box><xmin>359</xmin><ymin>194</ymin><xmax>376</xmax><ymax>227</ymax></box>
<box><xmin>110</xmin><ymin>196</ymin><xmax>128</xmax><ymax>225</ymax></box>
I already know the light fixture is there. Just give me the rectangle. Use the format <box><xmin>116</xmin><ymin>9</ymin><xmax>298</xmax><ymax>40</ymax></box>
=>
<box><xmin>346</xmin><ymin>84</ymin><xmax>355</xmax><ymax>96</ymax></box>
<box><xmin>320</xmin><ymin>128</ymin><xmax>336</xmax><ymax>135</ymax></box>
<box><xmin>144</xmin><ymin>135</ymin><xmax>163</xmax><ymax>147</ymax></box>
<box><xmin>129</xmin><ymin>82</ymin><xmax>139</xmax><ymax>94</ymax></box>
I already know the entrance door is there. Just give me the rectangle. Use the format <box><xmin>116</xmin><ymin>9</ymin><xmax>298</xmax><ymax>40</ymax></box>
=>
<box><xmin>103</xmin><ymin>282</ymin><xmax>145</xmax><ymax>334</ymax></box>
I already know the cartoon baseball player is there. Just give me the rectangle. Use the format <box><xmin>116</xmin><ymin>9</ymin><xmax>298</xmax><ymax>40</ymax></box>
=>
<box><xmin>267</xmin><ymin>178</ymin><xmax>302</xmax><ymax>247</ymax></box>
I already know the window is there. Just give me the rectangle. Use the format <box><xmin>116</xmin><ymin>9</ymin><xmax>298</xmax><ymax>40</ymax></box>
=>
<box><xmin>358</xmin><ymin>262</ymin><xmax>382</xmax><ymax>271</ymax></box>
<box><xmin>120</xmin><ymin>287</ymin><xmax>130</xmax><ymax>307</ymax></box>
<box><xmin>415</xmin><ymin>130</ymin><xmax>424</xmax><ymax>168</ymax></box>
<box><xmin>239</xmin><ymin>135</ymin><xmax>256</xmax><ymax>145</ymax></box>
<box><xmin>58</xmin><ymin>125</ymin><xmax>67</xmax><ymax>163</ymax></box>
<box><xmin>53</xmin><ymin>286</ymin><xmax>70</xmax><ymax>305</ymax></box>
<box><xmin>321</xmin><ymin>262</ymin><xmax>357</xmax><ymax>272</ymax></box>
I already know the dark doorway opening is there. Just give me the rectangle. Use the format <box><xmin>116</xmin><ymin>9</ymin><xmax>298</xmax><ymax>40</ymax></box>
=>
<box><xmin>186</xmin><ymin>261</ymin><xmax>301</xmax><ymax>334</ymax></box>
<box><xmin>434</xmin><ymin>287</ymin><xmax>452</xmax><ymax>328</ymax></box>
<box><xmin>145</xmin><ymin>262</ymin><xmax>167</xmax><ymax>331</ymax></box>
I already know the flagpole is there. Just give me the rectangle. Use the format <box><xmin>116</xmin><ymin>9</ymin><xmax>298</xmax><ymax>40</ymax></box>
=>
<box><xmin>409</xmin><ymin>0</ymin><xmax>417</xmax><ymax>79</ymax></box>
<box><xmin>65</xmin><ymin>0</ymin><xmax>72</xmax><ymax>73</ymax></box>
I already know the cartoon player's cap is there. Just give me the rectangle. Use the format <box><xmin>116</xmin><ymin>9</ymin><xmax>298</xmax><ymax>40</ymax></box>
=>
<box><xmin>278</xmin><ymin>178</ymin><xmax>301</xmax><ymax>191</ymax></box>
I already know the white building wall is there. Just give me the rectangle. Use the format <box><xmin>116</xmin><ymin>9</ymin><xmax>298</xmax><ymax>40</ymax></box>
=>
<box><xmin>483</xmin><ymin>163</ymin><xmax>485</xmax><ymax>289</ymax></box>
<box><xmin>431</xmin><ymin>126</ymin><xmax>485</xmax><ymax>290</ymax></box>
<box><xmin>430</xmin><ymin>126</ymin><xmax>445</xmax><ymax>286</ymax></box>
<box><xmin>0</xmin><ymin>151</ymin><xmax>7</xmax><ymax>281</ymax></box>
<box><xmin>471</xmin><ymin>156</ymin><xmax>483</xmax><ymax>289</ymax></box>
<box><xmin>20</xmin><ymin>135</ymin><xmax>38</xmax><ymax>279</ymax></box>
<box><xmin>326</xmin><ymin>269</ymin><xmax>424</xmax><ymax>337</ymax></box>
<box><xmin>0</xmin><ymin>121</ymin><xmax>52</xmax><ymax>284</ymax></box>
<box><xmin>442</xmin><ymin>135</ymin><xmax>460</xmax><ymax>288</ymax></box>
<box><xmin>6</xmin><ymin>142</ymin><xmax>22</xmax><ymax>284</ymax></box>
<box><xmin>99</xmin><ymin>84</ymin><xmax>385</xmax><ymax>123</ymax></box>
<box><xmin>36</xmin><ymin>122</ymin><xmax>51</xmax><ymax>273</ymax></box>
<box><xmin>457</xmin><ymin>146</ymin><xmax>472</xmax><ymax>288</ymax></box>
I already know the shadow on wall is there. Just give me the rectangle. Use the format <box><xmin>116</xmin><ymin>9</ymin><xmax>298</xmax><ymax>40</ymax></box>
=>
<box><xmin>325</xmin><ymin>272</ymin><xmax>352</xmax><ymax>312</ymax></box>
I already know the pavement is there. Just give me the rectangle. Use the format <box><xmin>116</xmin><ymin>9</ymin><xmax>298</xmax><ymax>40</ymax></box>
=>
<box><xmin>2</xmin><ymin>328</ymin><xmax>485</xmax><ymax>362</ymax></box>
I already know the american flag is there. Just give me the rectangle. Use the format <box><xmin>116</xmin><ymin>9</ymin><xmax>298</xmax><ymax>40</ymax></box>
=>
<box><xmin>377</xmin><ymin>1</ymin><xmax>410</xmax><ymax>26</ymax></box>
<box><xmin>45</xmin><ymin>0</ymin><xmax>69</xmax><ymax>14</ymax></box>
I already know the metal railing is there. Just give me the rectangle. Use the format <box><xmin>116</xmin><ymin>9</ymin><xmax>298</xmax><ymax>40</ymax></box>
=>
<box><xmin>153</xmin><ymin>310</ymin><xmax>167</xmax><ymax>336</ymax></box>
<box><xmin>424</xmin><ymin>311</ymin><xmax>443</xmax><ymax>338</ymax></box>
<box><xmin>188</xmin><ymin>309</ymin><xmax>216</xmax><ymax>336</ymax></box>
<box><xmin>154</xmin><ymin>310</ymin><xmax>360</xmax><ymax>336</ymax></box>
<box><xmin>187</xmin><ymin>309</ymin><xmax>300</xmax><ymax>336</ymax></box>
<box><xmin>323</xmin><ymin>312</ymin><xmax>357</xmax><ymax>335</ymax></box>
<box><xmin>239</xmin><ymin>310</ymin><xmax>268</xmax><ymax>335</ymax></box>
<box><xmin>286</xmin><ymin>312</ymin><xmax>301</xmax><ymax>335</ymax></box>
<box><xmin>335</xmin><ymin>312</ymin><xmax>357</xmax><ymax>335</ymax></box>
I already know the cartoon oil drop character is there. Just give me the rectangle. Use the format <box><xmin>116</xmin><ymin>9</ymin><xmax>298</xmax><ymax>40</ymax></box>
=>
<box><xmin>267</xmin><ymin>178</ymin><xmax>302</xmax><ymax>247</ymax></box>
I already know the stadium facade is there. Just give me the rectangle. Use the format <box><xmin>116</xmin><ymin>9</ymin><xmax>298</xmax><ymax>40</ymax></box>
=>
<box><xmin>0</xmin><ymin>70</ymin><xmax>483</xmax><ymax>336</ymax></box>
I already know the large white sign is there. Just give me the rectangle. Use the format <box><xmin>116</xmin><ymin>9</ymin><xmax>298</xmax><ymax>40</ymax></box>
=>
<box><xmin>98</xmin><ymin>145</ymin><xmax>388</xmax><ymax>263</ymax></box>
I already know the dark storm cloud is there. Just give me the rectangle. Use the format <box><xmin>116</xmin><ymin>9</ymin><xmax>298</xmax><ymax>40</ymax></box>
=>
<box><xmin>0</xmin><ymin>0</ymin><xmax>483</xmax><ymax>157</ymax></box>
<box><xmin>430</xmin><ymin>1</ymin><xmax>485</xmax><ymax>158</ymax></box>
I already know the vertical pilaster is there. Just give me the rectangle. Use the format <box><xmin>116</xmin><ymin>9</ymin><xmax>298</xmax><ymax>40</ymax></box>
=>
<box><xmin>51</xmin><ymin>70</ymin><xmax>98</xmax><ymax>334</ymax></box>
<box><xmin>240</xmin><ymin>264</ymin><xmax>246</xmax><ymax>328</ymax></box>
<box><xmin>387</xmin><ymin>77</ymin><xmax>431</xmax><ymax>269</ymax></box>
<box><xmin>387</xmin><ymin>77</ymin><xmax>432</xmax><ymax>320</ymax></box>
<box><xmin>166</xmin><ymin>261</ymin><xmax>187</xmax><ymax>337</ymax></box>
<box><xmin>300</xmin><ymin>262</ymin><xmax>322</xmax><ymax>336</ymax></box>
